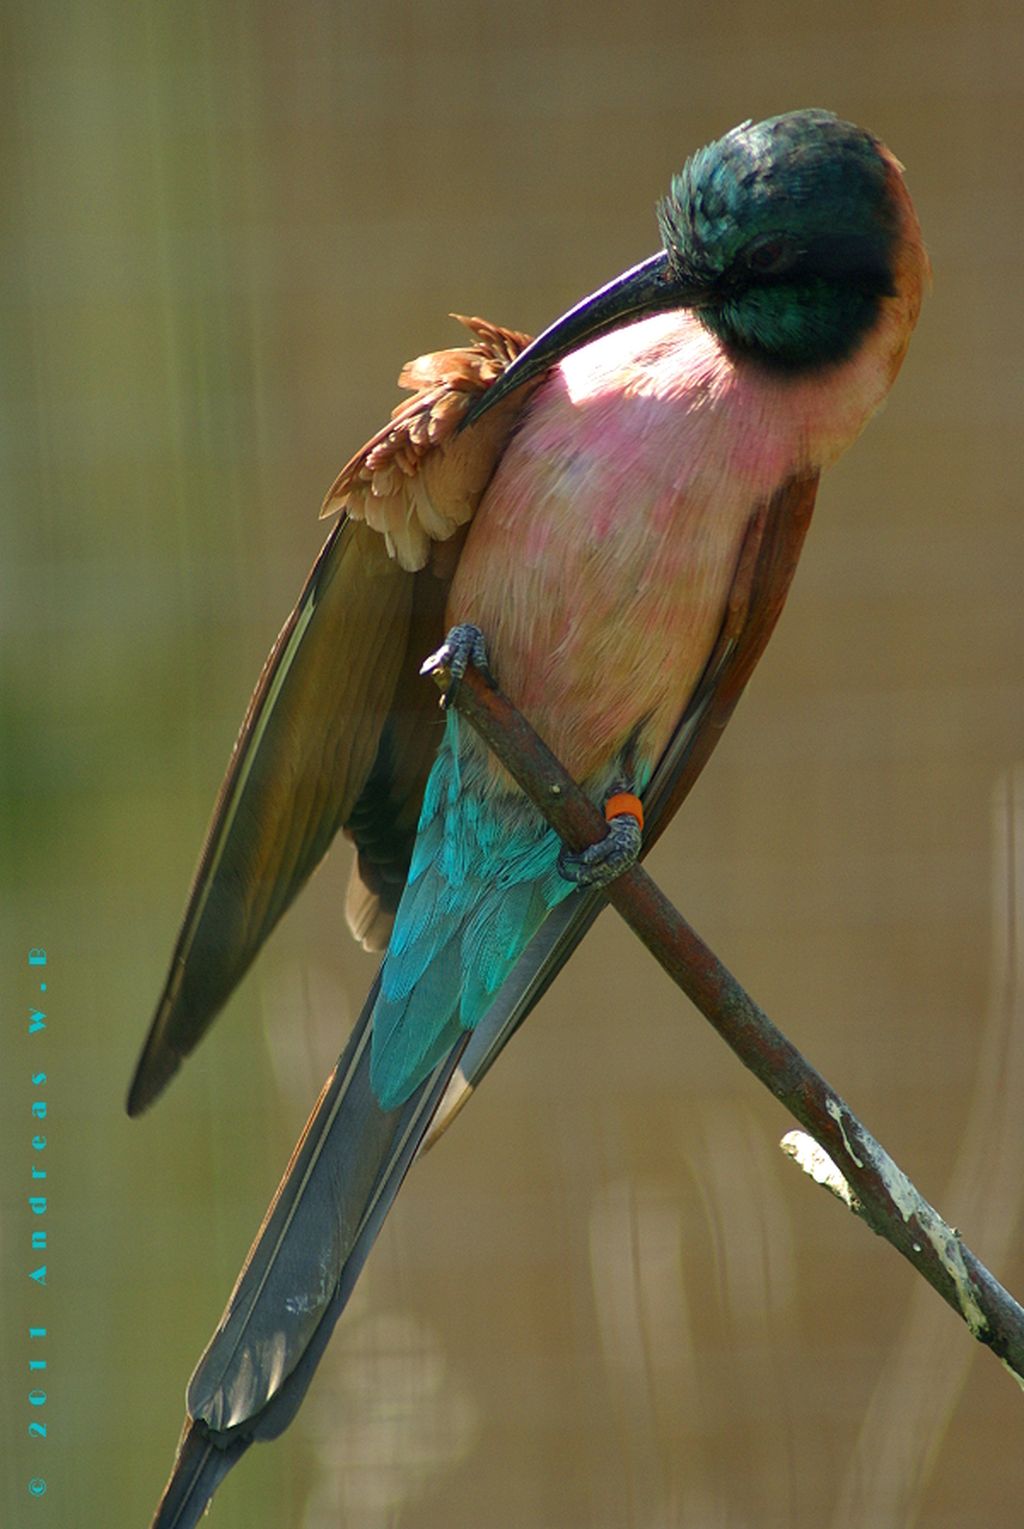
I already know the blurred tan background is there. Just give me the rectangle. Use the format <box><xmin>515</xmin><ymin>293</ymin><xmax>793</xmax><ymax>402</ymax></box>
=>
<box><xmin>1</xmin><ymin>1</ymin><xmax>1022</xmax><ymax>1525</ymax></box>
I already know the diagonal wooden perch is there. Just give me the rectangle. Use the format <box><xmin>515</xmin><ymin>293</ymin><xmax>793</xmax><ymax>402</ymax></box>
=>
<box><xmin>428</xmin><ymin>658</ymin><xmax>1024</xmax><ymax>1388</ymax></box>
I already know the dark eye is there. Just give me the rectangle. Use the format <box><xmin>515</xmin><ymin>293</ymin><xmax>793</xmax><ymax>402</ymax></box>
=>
<box><xmin>744</xmin><ymin>235</ymin><xmax>800</xmax><ymax>275</ymax></box>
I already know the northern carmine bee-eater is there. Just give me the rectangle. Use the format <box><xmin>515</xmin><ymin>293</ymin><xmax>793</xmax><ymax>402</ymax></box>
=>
<box><xmin>131</xmin><ymin>110</ymin><xmax>927</xmax><ymax>1526</ymax></box>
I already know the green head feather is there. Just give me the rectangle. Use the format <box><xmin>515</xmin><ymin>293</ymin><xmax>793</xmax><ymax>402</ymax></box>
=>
<box><xmin>658</xmin><ymin>109</ymin><xmax>900</xmax><ymax>370</ymax></box>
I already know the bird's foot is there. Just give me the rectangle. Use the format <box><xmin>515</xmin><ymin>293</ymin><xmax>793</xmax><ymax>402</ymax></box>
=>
<box><xmin>420</xmin><ymin>623</ymin><xmax>495</xmax><ymax>708</ymax></box>
<box><xmin>558</xmin><ymin>791</ymin><xmax>644</xmax><ymax>888</ymax></box>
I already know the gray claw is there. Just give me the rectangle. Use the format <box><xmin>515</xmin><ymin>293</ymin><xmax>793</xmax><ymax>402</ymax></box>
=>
<box><xmin>558</xmin><ymin>814</ymin><xmax>642</xmax><ymax>888</ymax></box>
<box><xmin>421</xmin><ymin>623</ymin><xmax>494</xmax><ymax>706</ymax></box>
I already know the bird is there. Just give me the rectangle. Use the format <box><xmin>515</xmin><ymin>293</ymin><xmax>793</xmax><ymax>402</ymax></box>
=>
<box><xmin>129</xmin><ymin>109</ymin><xmax>927</xmax><ymax>1526</ymax></box>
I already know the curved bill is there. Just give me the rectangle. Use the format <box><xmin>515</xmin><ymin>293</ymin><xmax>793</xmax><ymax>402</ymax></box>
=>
<box><xmin>463</xmin><ymin>249</ymin><xmax>706</xmax><ymax>427</ymax></box>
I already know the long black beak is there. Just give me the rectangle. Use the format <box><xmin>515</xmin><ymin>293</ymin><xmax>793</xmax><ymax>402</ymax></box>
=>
<box><xmin>463</xmin><ymin>249</ymin><xmax>708</xmax><ymax>427</ymax></box>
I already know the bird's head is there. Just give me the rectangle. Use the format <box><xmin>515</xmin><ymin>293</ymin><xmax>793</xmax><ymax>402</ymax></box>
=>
<box><xmin>466</xmin><ymin>110</ymin><xmax>920</xmax><ymax>423</ymax></box>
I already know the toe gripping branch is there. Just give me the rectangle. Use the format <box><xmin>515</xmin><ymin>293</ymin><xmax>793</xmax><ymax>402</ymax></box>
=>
<box><xmin>420</xmin><ymin>623</ymin><xmax>494</xmax><ymax>709</ymax></box>
<box><xmin>423</xmin><ymin>623</ymin><xmax>643</xmax><ymax>888</ymax></box>
<box><xmin>558</xmin><ymin>789</ymin><xmax>644</xmax><ymax>888</ymax></box>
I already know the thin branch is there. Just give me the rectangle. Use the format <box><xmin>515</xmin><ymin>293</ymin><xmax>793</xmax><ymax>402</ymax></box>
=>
<box><xmin>428</xmin><ymin>659</ymin><xmax>1024</xmax><ymax>1386</ymax></box>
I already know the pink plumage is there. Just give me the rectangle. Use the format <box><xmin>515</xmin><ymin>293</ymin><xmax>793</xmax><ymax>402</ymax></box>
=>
<box><xmin>451</xmin><ymin>160</ymin><xmax>925</xmax><ymax>788</ymax></box>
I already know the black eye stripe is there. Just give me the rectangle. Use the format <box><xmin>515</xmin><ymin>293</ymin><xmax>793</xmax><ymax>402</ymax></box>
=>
<box><xmin>730</xmin><ymin>230</ymin><xmax>896</xmax><ymax>297</ymax></box>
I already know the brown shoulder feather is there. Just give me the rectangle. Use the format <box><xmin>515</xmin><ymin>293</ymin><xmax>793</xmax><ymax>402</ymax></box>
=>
<box><xmin>320</xmin><ymin>317</ymin><xmax>533</xmax><ymax>571</ymax></box>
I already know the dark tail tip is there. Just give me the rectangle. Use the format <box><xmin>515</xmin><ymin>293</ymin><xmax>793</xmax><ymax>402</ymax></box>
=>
<box><xmin>126</xmin><ymin>1027</ymin><xmax>181</xmax><ymax>1117</ymax></box>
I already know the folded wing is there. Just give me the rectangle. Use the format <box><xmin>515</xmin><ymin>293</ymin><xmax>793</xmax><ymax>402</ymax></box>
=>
<box><xmin>128</xmin><ymin>318</ymin><xmax>536</xmax><ymax>1116</ymax></box>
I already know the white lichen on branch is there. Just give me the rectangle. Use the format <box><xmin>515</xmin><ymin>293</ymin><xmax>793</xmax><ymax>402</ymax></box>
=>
<box><xmin>781</xmin><ymin>1121</ymin><xmax>991</xmax><ymax>1342</ymax></box>
<box><xmin>780</xmin><ymin>1131</ymin><xmax>858</xmax><ymax>1212</ymax></box>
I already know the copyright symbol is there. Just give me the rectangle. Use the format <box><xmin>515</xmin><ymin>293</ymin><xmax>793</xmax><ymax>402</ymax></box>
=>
<box><xmin>28</xmin><ymin>1477</ymin><xmax>47</xmax><ymax>1496</ymax></box>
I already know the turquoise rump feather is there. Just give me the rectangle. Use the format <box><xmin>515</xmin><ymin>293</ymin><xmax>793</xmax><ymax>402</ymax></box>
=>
<box><xmin>371</xmin><ymin>710</ymin><xmax>579</xmax><ymax>1107</ymax></box>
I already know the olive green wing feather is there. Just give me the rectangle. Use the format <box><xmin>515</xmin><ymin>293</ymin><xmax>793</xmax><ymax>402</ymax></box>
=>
<box><xmin>128</xmin><ymin>318</ymin><xmax>535</xmax><ymax>1115</ymax></box>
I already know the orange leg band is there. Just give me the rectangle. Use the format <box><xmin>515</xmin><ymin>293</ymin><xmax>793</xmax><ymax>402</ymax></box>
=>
<box><xmin>604</xmin><ymin>791</ymin><xmax>644</xmax><ymax>830</ymax></box>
